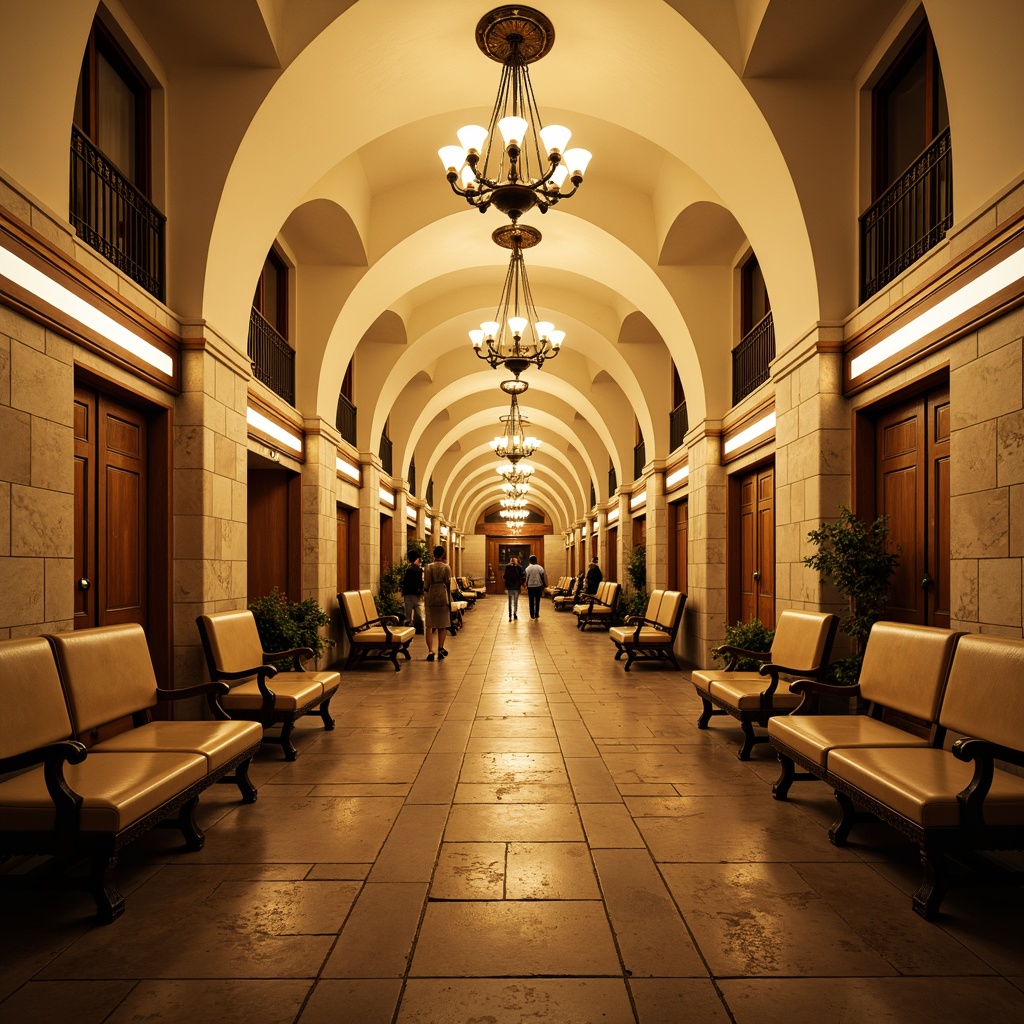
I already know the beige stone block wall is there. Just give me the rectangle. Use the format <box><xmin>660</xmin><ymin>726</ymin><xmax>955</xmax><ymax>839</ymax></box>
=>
<box><xmin>0</xmin><ymin>301</ymin><xmax>75</xmax><ymax>638</ymax></box>
<box><xmin>359</xmin><ymin>455</ymin><xmax>382</xmax><ymax>592</ymax></box>
<box><xmin>173</xmin><ymin>330</ymin><xmax>250</xmax><ymax>693</ymax></box>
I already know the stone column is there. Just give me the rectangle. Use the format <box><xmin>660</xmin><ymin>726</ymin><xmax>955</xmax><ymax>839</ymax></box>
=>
<box><xmin>394</xmin><ymin>484</ymin><xmax>409</xmax><ymax>564</ymax></box>
<box><xmin>645</xmin><ymin>467</ymin><xmax>667</xmax><ymax>590</ymax></box>
<box><xmin>302</xmin><ymin>417</ymin><xmax>342</xmax><ymax>663</ymax></box>
<box><xmin>359</xmin><ymin>453</ymin><xmax>382</xmax><ymax>593</ymax></box>
<box><xmin>596</xmin><ymin>509</ymin><xmax>609</xmax><ymax>571</ymax></box>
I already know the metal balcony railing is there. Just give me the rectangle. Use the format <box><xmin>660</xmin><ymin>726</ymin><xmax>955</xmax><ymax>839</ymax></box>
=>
<box><xmin>861</xmin><ymin>127</ymin><xmax>952</xmax><ymax>302</ymax></box>
<box><xmin>633</xmin><ymin>440</ymin><xmax>646</xmax><ymax>481</ymax></box>
<box><xmin>248</xmin><ymin>308</ymin><xmax>295</xmax><ymax>405</ymax></box>
<box><xmin>608</xmin><ymin>466</ymin><xmax>617</xmax><ymax>496</ymax></box>
<box><xmin>70</xmin><ymin>126</ymin><xmax>165</xmax><ymax>301</ymax></box>
<box><xmin>379</xmin><ymin>433</ymin><xmax>393</xmax><ymax>476</ymax></box>
<box><xmin>336</xmin><ymin>392</ymin><xmax>357</xmax><ymax>445</ymax></box>
<box><xmin>732</xmin><ymin>312</ymin><xmax>775</xmax><ymax>405</ymax></box>
<box><xmin>669</xmin><ymin>400</ymin><xmax>688</xmax><ymax>451</ymax></box>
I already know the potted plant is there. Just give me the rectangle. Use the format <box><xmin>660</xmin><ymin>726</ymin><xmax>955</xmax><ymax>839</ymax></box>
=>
<box><xmin>620</xmin><ymin>544</ymin><xmax>648</xmax><ymax>620</ymax></box>
<box><xmin>248</xmin><ymin>589</ymin><xmax>333</xmax><ymax>669</ymax></box>
<box><xmin>803</xmin><ymin>505</ymin><xmax>899</xmax><ymax>684</ymax></box>
<box><xmin>712</xmin><ymin>618</ymin><xmax>775</xmax><ymax>671</ymax></box>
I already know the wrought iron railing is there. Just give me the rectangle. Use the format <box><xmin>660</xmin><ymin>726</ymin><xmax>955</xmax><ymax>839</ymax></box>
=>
<box><xmin>590</xmin><ymin>482</ymin><xmax>596</xmax><ymax>508</ymax></box>
<box><xmin>70</xmin><ymin>126</ymin><xmax>165</xmax><ymax>301</ymax></box>
<box><xmin>633</xmin><ymin>440</ymin><xmax>646</xmax><ymax>481</ymax></box>
<box><xmin>426</xmin><ymin>479</ymin><xmax>434</xmax><ymax>506</ymax></box>
<box><xmin>861</xmin><ymin>126</ymin><xmax>952</xmax><ymax>302</ymax></box>
<box><xmin>248</xmin><ymin>308</ymin><xmax>295</xmax><ymax>404</ymax></box>
<box><xmin>379</xmin><ymin>433</ymin><xmax>393</xmax><ymax>476</ymax></box>
<box><xmin>608</xmin><ymin>466</ymin><xmax>617</xmax><ymax>497</ymax></box>
<box><xmin>408</xmin><ymin>458</ymin><xmax>416</xmax><ymax>496</ymax></box>
<box><xmin>336</xmin><ymin>392</ymin><xmax>357</xmax><ymax>445</ymax></box>
<box><xmin>670</xmin><ymin>400</ymin><xmax>688</xmax><ymax>451</ymax></box>
<box><xmin>732</xmin><ymin>312</ymin><xmax>775</xmax><ymax>405</ymax></box>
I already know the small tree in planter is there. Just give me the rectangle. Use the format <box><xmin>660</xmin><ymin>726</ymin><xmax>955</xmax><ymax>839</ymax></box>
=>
<box><xmin>803</xmin><ymin>505</ymin><xmax>899</xmax><ymax>684</ymax></box>
<box><xmin>712</xmin><ymin>618</ymin><xmax>775</xmax><ymax>671</ymax></box>
<box><xmin>620</xmin><ymin>544</ymin><xmax>648</xmax><ymax>620</ymax></box>
<box><xmin>249</xmin><ymin>589</ymin><xmax>333</xmax><ymax>669</ymax></box>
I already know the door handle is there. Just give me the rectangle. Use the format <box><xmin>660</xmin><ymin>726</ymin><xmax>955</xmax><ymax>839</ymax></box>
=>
<box><xmin>921</xmin><ymin>572</ymin><xmax>933</xmax><ymax>590</ymax></box>
<box><xmin>78</xmin><ymin>577</ymin><xmax>91</xmax><ymax>591</ymax></box>
<box><xmin>752</xmin><ymin>571</ymin><xmax>761</xmax><ymax>582</ymax></box>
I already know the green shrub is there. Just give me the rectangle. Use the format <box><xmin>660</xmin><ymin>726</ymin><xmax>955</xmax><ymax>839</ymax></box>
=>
<box><xmin>712</xmin><ymin>618</ymin><xmax>775</xmax><ymax>671</ymax></box>
<box><xmin>248</xmin><ymin>589</ymin><xmax>332</xmax><ymax>667</ymax></box>
<box><xmin>376</xmin><ymin>560</ymin><xmax>408</xmax><ymax>620</ymax></box>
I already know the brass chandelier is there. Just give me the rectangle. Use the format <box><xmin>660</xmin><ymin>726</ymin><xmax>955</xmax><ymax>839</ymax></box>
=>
<box><xmin>471</xmin><ymin>223</ymin><xmax>563</xmax><ymax>376</ymax></box>
<box><xmin>437</xmin><ymin>6</ymin><xmax>591</xmax><ymax>222</ymax></box>
<box><xmin>490</xmin><ymin>380</ymin><xmax>540</xmax><ymax>463</ymax></box>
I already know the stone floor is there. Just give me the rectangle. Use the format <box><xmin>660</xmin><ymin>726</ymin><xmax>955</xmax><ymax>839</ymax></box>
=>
<box><xmin>3</xmin><ymin>597</ymin><xmax>1024</xmax><ymax>1023</ymax></box>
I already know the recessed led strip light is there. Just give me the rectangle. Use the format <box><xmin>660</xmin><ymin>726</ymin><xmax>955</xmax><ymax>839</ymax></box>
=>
<box><xmin>406</xmin><ymin>506</ymin><xmax>418</xmax><ymax>522</ymax></box>
<box><xmin>630</xmin><ymin>490</ymin><xmax>647</xmax><ymax>509</ymax></box>
<box><xmin>246</xmin><ymin>407</ymin><xmax>302</xmax><ymax>453</ymax></box>
<box><xmin>336</xmin><ymin>456</ymin><xmax>360</xmax><ymax>482</ymax></box>
<box><xmin>379</xmin><ymin>486</ymin><xmax>395</xmax><ymax>506</ymax></box>
<box><xmin>0</xmin><ymin>243</ymin><xmax>173</xmax><ymax>376</ymax></box>
<box><xmin>425</xmin><ymin>516</ymin><xmax>433</xmax><ymax>530</ymax></box>
<box><xmin>723</xmin><ymin>412</ymin><xmax>776</xmax><ymax>455</ymax></box>
<box><xmin>851</xmin><ymin>247</ymin><xmax>1024</xmax><ymax>379</ymax></box>
<box><xmin>607</xmin><ymin>507</ymin><xmax>620</xmax><ymax>522</ymax></box>
<box><xmin>666</xmin><ymin>464</ymin><xmax>690</xmax><ymax>488</ymax></box>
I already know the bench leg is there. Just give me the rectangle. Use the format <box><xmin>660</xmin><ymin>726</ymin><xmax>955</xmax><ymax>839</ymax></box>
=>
<box><xmin>319</xmin><ymin>695</ymin><xmax>336</xmax><ymax>731</ymax></box>
<box><xmin>913</xmin><ymin>837</ymin><xmax>948</xmax><ymax>920</ymax></box>
<box><xmin>773</xmin><ymin>753</ymin><xmax>796</xmax><ymax>800</ymax></box>
<box><xmin>829</xmin><ymin>790</ymin><xmax>859</xmax><ymax>846</ymax></box>
<box><xmin>389</xmin><ymin>648</ymin><xmax>402</xmax><ymax>672</ymax></box>
<box><xmin>178</xmin><ymin>795</ymin><xmax>205</xmax><ymax>851</ymax></box>
<box><xmin>624</xmin><ymin>650</ymin><xmax>637</xmax><ymax>672</ymax></box>
<box><xmin>696</xmin><ymin>695</ymin><xmax>715</xmax><ymax>729</ymax></box>
<box><xmin>400</xmin><ymin>642</ymin><xmax>412</xmax><ymax>660</ymax></box>
<box><xmin>232</xmin><ymin>757</ymin><xmax>259</xmax><ymax>803</ymax></box>
<box><xmin>737</xmin><ymin>721</ymin><xmax>758</xmax><ymax>761</ymax></box>
<box><xmin>280</xmin><ymin>720</ymin><xmax>298</xmax><ymax>761</ymax></box>
<box><xmin>89</xmin><ymin>852</ymin><xmax>125</xmax><ymax>923</ymax></box>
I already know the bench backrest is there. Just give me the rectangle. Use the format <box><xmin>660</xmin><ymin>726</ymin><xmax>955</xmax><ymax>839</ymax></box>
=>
<box><xmin>769</xmin><ymin>610</ymin><xmax>838</xmax><ymax>673</ymax></box>
<box><xmin>359</xmin><ymin>590</ymin><xmax>379</xmax><ymax>623</ymax></box>
<box><xmin>48</xmin><ymin>624</ymin><xmax>158</xmax><ymax>734</ymax></box>
<box><xmin>657</xmin><ymin>591</ymin><xmax>685</xmax><ymax>633</ymax></box>
<box><xmin>939</xmin><ymin>634</ymin><xmax>1024</xmax><ymax>749</ymax></box>
<box><xmin>339</xmin><ymin>590</ymin><xmax>369</xmax><ymax>631</ymax></box>
<box><xmin>0</xmin><ymin>637</ymin><xmax>73</xmax><ymax>759</ymax></box>
<box><xmin>859</xmin><ymin>622</ymin><xmax>963</xmax><ymax>721</ymax></box>
<box><xmin>605</xmin><ymin>582</ymin><xmax>620</xmax><ymax>611</ymax></box>
<box><xmin>644</xmin><ymin>590</ymin><xmax>665</xmax><ymax>623</ymax></box>
<box><xmin>196</xmin><ymin>610</ymin><xmax>263</xmax><ymax>677</ymax></box>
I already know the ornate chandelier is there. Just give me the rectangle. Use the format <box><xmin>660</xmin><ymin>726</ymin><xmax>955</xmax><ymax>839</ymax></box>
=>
<box><xmin>490</xmin><ymin>381</ymin><xmax>540</xmax><ymax>463</ymax></box>
<box><xmin>438</xmin><ymin>6</ymin><xmax>591</xmax><ymax>222</ymax></box>
<box><xmin>500</xmin><ymin>507</ymin><xmax>529</xmax><ymax>522</ymax></box>
<box><xmin>471</xmin><ymin>224</ymin><xmax>563</xmax><ymax>376</ymax></box>
<box><xmin>500</xmin><ymin>496</ymin><xmax>527</xmax><ymax>509</ymax></box>
<box><xmin>496</xmin><ymin>461</ymin><xmax>534</xmax><ymax>484</ymax></box>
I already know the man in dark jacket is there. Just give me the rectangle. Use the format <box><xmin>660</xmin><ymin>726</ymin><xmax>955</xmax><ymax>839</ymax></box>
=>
<box><xmin>402</xmin><ymin>550</ymin><xmax>424</xmax><ymax>632</ymax></box>
<box><xmin>586</xmin><ymin>557</ymin><xmax>603</xmax><ymax>594</ymax></box>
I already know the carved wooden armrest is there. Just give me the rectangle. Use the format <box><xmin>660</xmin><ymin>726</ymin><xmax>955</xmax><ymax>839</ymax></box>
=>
<box><xmin>787</xmin><ymin>677</ymin><xmax>860</xmax><ymax>714</ymax></box>
<box><xmin>264</xmin><ymin>646</ymin><xmax>314</xmax><ymax>670</ymax></box>
<box><xmin>0</xmin><ymin>740</ymin><xmax>88</xmax><ymax>835</ymax></box>
<box><xmin>157</xmin><ymin>681</ymin><xmax>231</xmax><ymax>719</ymax></box>
<box><xmin>953</xmin><ymin>736</ymin><xmax>1024</xmax><ymax>827</ymax></box>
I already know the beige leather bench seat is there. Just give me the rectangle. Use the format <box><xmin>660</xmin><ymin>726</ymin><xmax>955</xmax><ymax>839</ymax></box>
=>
<box><xmin>609</xmin><ymin>590</ymin><xmax>686</xmax><ymax>671</ymax></box>
<box><xmin>339</xmin><ymin>590</ymin><xmax>415</xmax><ymax>671</ymax></box>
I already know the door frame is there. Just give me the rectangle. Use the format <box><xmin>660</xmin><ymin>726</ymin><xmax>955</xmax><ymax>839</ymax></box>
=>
<box><xmin>74</xmin><ymin>367</ymin><xmax>172</xmax><ymax>687</ymax></box>
<box><xmin>727</xmin><ymin>458</ymin><xmax>775</xmax><ymax>627</ymax></box>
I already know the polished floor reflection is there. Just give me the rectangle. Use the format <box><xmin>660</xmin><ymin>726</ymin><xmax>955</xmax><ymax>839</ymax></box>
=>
<box><xmin>3</xmin><ymin>598</ymin><xmax>1024</xmax><ymax>1023</ymax></box>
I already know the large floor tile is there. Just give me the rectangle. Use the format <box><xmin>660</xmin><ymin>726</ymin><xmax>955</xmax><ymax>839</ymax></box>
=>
<box><xmin>445</xmin><ymin>803</ymin><xmax>584</xmax><ymax>843</ymax></box>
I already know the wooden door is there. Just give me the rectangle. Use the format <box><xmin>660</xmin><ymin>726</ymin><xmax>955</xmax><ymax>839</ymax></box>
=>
<box><xmin>248</xmin><ymin>468</ymin><xmax>300</xmax><ymax>601</ymax></box>
<box><xmin>875</xmin><ymin>387</ymin><xmax>949</xmax><ymax>626</ymax></box>
<box><xmin>380</xmin><ymin>513</ymin><xmax>394</xmax><ymax>572</ymax></box>
<box><xmin>731</xmin><ymin>465</ymin><xmax>774</xmax><ymax>627</ymax></box>
<box><xmin>607</xmin><ymin>525</ymin><xmax>618</xmax><ymax>582</ymax></box>
<box><xmin>337</xmin><ymin>505</ymin><xmax>358</xmax><ymax>591</ymax></box>
<box><xmin>670</xmin><ymin>499</ymin><xmax>688</xmax><ymax>592</ymax></box>
<box><xmin>73</xmin><ymin>386</ymin><xmax>147</xmax><ymax>630</ymax></box>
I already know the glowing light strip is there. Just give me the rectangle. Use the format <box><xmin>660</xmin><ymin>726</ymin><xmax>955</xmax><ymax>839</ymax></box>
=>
<box><xmin>582</xmin><ymin>525</ymin><xmax>588</xmax><ymax>537</ymax></box>
<box><xmin>723</xmin><ymin>412</ymin><xmax>776</xmax><ymax>455</ymax></box>
<box><xmin>0</xmin><ymin>244</ymin><xmax>173</xmax><ymax>375</ymax></box>
<box><xmin>630</xmin><ymin>490</ymin><xmax>647</xmax><ymax>509</ymax></box>
<box><xmin>425</xmin><ymin>516</ymin><xmax>433</xmax><ymax>530</ymax></box>
<box><xmin>440</xmin><ymin>524</ymin><xmax>449</xmax><ymax>539</ymax></box>
<box><xmin>247</xmin><ymin>407</ymin><xmax>303</xmax><ymax>453</ymax></box>
<box><xmin>406</xmin><ymin>506</ymin><xmax>418</xmax><ymax>522</ymax></box>
<box><xmin>666</xmin><ymin>464</ymin><xmax>689</xmax><ymax>488</ymax></box>
<box><xmin>851</xmin><ymin>247</ymin><xmax>1024</xmax><ymax>379</ymax></box>
<box><xmin>379</xmin><ymin>486</ymin><xmax>394</xmax><ymax>506</ymax></box>
<box><xmin>336</xmin><ymin>457</ymin><xmax>360</xmax><ymax>482</ymax></box>
<box><xmin>607</xmin><ymin>507</ymin><xmax>619</xmax><ymax>522</ymax></box>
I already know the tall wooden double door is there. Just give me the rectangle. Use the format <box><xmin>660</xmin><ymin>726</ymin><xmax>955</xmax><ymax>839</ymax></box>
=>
<box><xmin>873</xmin><ymin>386</ymin><xmax>950</xmax><ymax>627</ymax></box>
<box><xmin>730</xmin><ymin>464</ymin><xmax>774</xmax><ymax>628</ymax></box>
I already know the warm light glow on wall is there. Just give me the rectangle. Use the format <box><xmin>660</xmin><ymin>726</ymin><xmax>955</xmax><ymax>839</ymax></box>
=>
<box><xmin>440</xmin><ymin>524</ymin><xmax>449</xmax><ymax>539</ymax></box>
<box><xmin>247</xmin><ymin>407</ymin><xmax>303</xmax><ymax>453</ymax></box>
<box><xmin>406</xmin><ymin>506</ymin><xmax>418</xmax><ymax>522</ymax></box>
<box><xmin>607</xmin><ymin>506</ymin><xmax>620</xmax><ymax>522</ymax></box>
<box><xmin>851</xmin><ymin>247</ymin><xmax>1024</xmax><ymax>379</ymax></box>
<box><xmin>0</xmin><ymin>243</ymin><xmax>173</xmax><ymax>375</ymax></box>
<box><xmin>723</xmin><ymin>413</ymin><xmax>775</xmax><ymax>455</ymax></box>
<box><xmin>630</xmin><ymin>490</ymin><xmax>647</xmax><ymax>509</ymax></box>
<box><xmin>425</xmin><ymin>516</ymin><xmax>433</xmax><ymax>530</ymax></box>
<box><xmin>379</xmin><ymin>486</ymin><xmax>395</xmax><ymax>507</ymax></box>
<box><xmin>337</xmin><ymin>456</ymin><xmax>360</xmax><ymax>482</ymax></box>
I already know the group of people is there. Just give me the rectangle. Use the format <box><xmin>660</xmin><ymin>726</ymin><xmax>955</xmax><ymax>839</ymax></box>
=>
<box><xmin>399</xmin><ymin>547</ymin><xmax>604</xmax><ymax>656</ymax></box>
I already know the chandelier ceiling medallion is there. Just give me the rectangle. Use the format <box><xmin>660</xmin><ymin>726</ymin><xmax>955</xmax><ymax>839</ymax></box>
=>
<box><xmin>471</xmin><ymin>223</ymin><xmax>563</xmax><ymax>376</ymax></box>
<box><xmin>438</xmin><ymin>6</ymin><xmax>592</xmax><ymax>223</ymax></box>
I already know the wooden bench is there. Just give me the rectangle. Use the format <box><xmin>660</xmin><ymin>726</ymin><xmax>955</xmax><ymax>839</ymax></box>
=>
<box><xmin>574</xmin><ymin>580</ymin><xmax>621</xmax><ymax>631</ymax></box>
<box><xmin>691</xmin><ymin>609</ymin><xmax>838</xmax><ymax>760</ymax></box>
<box><xmin>0</xmin><ymin>632</ymin><xmax>261</xmax><ymax>922</ymax></box>
<box><xmin>544</xmin><ymin>576</ymin><xmax>572</xmax><ymax>599</ymax></box>
<box><xmin>816</xmin><ymin>633</ymin><xmax>1024</xmax><ymax>919</ymax></box>
<box><xmin>459</xmin><ymin>576</ymin><xmax>487</xmax><ymax>600</ymax></box>
<box><xmin>553</xmin><ymin>573</ymin><xmax>584</xmax><ymax>612</ymax></box>
<box><xmin>196</xmin><ymin>609</ymin><xmax>340</xmax><ymax>761</ymax></box>
<box><xmin>609</xmin><ymin>590</ymin><xmax>686</xmax><ymax>671</ymax></box>
<box><xmin>769</xmin><ymin>621</ymin><xmax>963</xmax><ymax>800</ymax></box>
<box><xmin>338</xmin><ymin>589</ymin><xmax>415</xmax><ymax>671</ymax></box>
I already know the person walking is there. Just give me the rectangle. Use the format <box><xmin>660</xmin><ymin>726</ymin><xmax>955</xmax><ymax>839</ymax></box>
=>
<box><xmin>422</xmin><ymin>544</ymin><xmax>452</xmax><ymax>660</ymax></box>
<box><xmin>503</xmin><ymin>556</ymin><xmax>524</xmax><ymax>620</ymax></box>
<box><xmin>523</xmin><ymin>554</ymin><xmax>546</xmax><ymax>620</ymax></box>
<box><xmin>401</xmin><ymin>549</ymin><xmax>424</xmax><ymax>633</ymax></box>
<box><xmin>585</xmin><ymin>556</ymin><xmax>603</xmax><ymax>594</ymax></box>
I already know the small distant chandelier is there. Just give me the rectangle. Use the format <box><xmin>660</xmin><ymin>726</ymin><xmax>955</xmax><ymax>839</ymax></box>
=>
<box><xmin>501</xmin><ymin>482</ymin><xmax>530</xmax><ymax>501</ymax></box>
<box><xmin>471</xmin><ymin>224</ymin><xmax>563</xmax><ymax>377</ymax></box>
<box><xmin>490</xmin><ymin>380</ymin><xmax>540</xmax><ymax>463</ymax></box>
<box><xmin>438</xmin><ymin>6</ymin><xmax>592</xmax><ymax>222</ymax></box>
<box><xmin>507</xmin><ymin>521</ymin><xmax>524</xmax><ymax>535</ymax></box>
<box><xmin>500</xmin><ymin>507</ymin><xmax>529</xmax><ymax>521</ymax></box>
<box><xmin>501</xmin><ymin>496</ymin><xmax>527</xmax><ymax>509</ymax></box>
<box><xmin>497</xmin><ymin>461</ymin><xmax>534</xmax><ymax>484</ymax></box>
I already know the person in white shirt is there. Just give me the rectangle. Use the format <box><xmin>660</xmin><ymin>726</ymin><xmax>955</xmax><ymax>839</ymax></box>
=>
<box><xmin>523</xmin><ymin>555</ymin><xmax>547</xmax><ymax>620</ymax></box>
